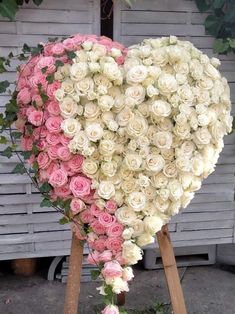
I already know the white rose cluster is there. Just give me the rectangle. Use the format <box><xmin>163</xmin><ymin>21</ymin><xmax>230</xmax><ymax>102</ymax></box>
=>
<box><xmin>57</xmin><ymin>36</ymin><xmax>232</xmax><ymax>266</ymax></box>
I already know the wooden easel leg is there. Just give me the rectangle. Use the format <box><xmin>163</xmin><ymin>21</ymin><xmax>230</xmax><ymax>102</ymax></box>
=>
<box><xmin>64</xmin><ymin>232</ymin><xmax>84</xmax><ymax>314</ymax></box>
<box><xmin>117</xmin><ymin>292</ymin><xmax>126</xmax><ymax>306</ymax></box>
<box><xmin>156</xmin><ymin>224</ymin><xmax>187</xmax><ymax>314</ymax></box>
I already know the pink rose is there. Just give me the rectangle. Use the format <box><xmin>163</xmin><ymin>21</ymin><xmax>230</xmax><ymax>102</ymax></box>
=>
<box><xmin>90</xmin><ymin>204</ymin><xmax>102</xmax><ymax>217</ymax></box>
<box><xmin>43</xmin><ymin>44</ymin><xmax>54</xmax><ymax>56</ymax></box>
<box><xmin>37</xmin><ymin>152</ymin><xmax>51</xmax><ymax>169</ymax></box>
<box><xmin>93</xmin><ymin>237</ymin><xmax>106</xmax><ymax>252</ymax></box>
<box><xmin>47</xmin><ymin>145</ymin><xmax>60</xmax><ymax>160</ymax></box>
<box><xmin>31</xmin><ymin>93</ymin><xmax>43</xmax><ymax>107</ymax></box>
<box><xmin>63</xmin><ymin>38</ymin><xmax>76</xmax><ymax>51</ymax></box>
<box><xmin>29</xmin><ymin>73</ymin><xmax>47</xmax><ymax>90</ymax></box>
<box><xmin>39</xmin><ymin>169</ymin><xmax>47</xmax><ymax>182</ymax></box>
<box><xmin>15</xmin><ymin>117</ymin><xmax>26</xmax><ymax>131</ymax></box>
<box><xmin>79</xmin><ymin>208</ymin><xmax>94</xmax><ymax>224</ymax></box>
<box><xmin>57</xmin><ymin>146</ymin><xmax>72</xmax><ymax>161</ymax></box>
<box><xmin>60</xmin><ymin>134</ymin><xmax>71</xmax><ymax>146</ymax></box>
<box><xmin>17</xmin><ymin>88</ymin><xmax>31</xmax><ymax>105</ymax></box>
<box><xmin>90</xmin><ymin>220</ymin><xmax>106</xmax><ymax>235</ymax></box>
<box><xmin>21</xmin><ymin>137</ymin><xmax>33</xmax><ymax>151</ymax></box>
<box><xmin>116</xmin><ymin>56</ymin><xmax>125</xmax><ymax>66</ymax></box>
<box><xmin>33</xmin><ymin>125</ymin><xmax>48</xmax><ymax>138</ymax></box>
<box><xmin>38</xmin><ymin>56</ymin><xmax>55</xmax><ymax>73</ymax></box>
<box><xmin>46</xmin><ymin>133</ymin><xmax>61</xmax><ymax>146</ymax></box>
<box><xmin>102</xmin><ymin>261</ymin><xmax>123</xmax><ymax>278</ymax></box>
<box><xmin>98</xmin><ymin>212</ymin><xmax>115</xmax><ymax>227</ymax></box>
<box><xmin>19</xmin><ymin>63</ymin><xmax>31</xmax><ymax>77</ymax></box>
<box><xmin>102</xmin><ymin>305</ymin><xmax>119</xmax><ymax>314</ymax></box>
<box><xmin>68</xmin><ymin>155</ymin><xmax>83</xmax><ymax>172</ymax></box>
<box><xmin>37</xmin><ymin>139</ymin><xmax>47</xmax><ymax>150</ymax></box>
<box><xmin>70</xmin><ymin>198</ymin><xmax>85</xmax><ymax>214</ymax></box>
<box><xmin>99</xmin><ymin>250</ymin><xmax>113</xmax><ymax>263</ymax></box>
<box><xmin>69</xmin><ymin>176</ymin><xmax>91</xmax><ymax>198</ymax></box>
<box><xmin>51</xmin><ymin>43</ymin><xmax>65</xmax><ymax>55</ymax></box>
<box><xmin>53</xmin><ymin>183</ymin><xmax>71</xmax><ymax>198</ymax></box>
<box><xmin>106</xmin><ymin>237</ymin><xmax>123</xmax><ymax>253</ymax></box>
<box><xmin>49</xmin><ymin>169</ymin><xmax>68</xmax><ymax>188</ymax></box>
<box><xmin>17</xmin><ymin>77</ymin><xmax>28</xmax><ymax>90</ymax></box>
<box><xmin>87</xmin><ymin>251</ymin><xmax>100</xmax><ymax>265</ymax></box>
<box><xmin>47</xmin><ymin>81</ymin><xmax>61</xmax><ymax>99</ymax></box>
<box><xmin>28</xmin><ymin>110</ymin><xmax>44</xmax><ymax>126</ymax></box>
<box><xmin>107</xmin><ymin>222</ymin><xmax>124</xmax><ymax>238</ymax></box>
<box><xmin>115</xmin><ymin>252</ymin><xmax>126</xmax><ymax>266</ymax></box>
<box><xmin>46</xmin><ymin>162</ymin><xmax>59</xmax><ymax>176</ymax></box>
<box><xmin>105</xmin><ymin>200</ymin><xmax>117</xmax><ymax>214</ymax></box>
<box><xmin>45</xmin><ymin>116</ymin><xmax>62</xmax><ymax>133</ymax></box>
<box><xmin>47</xmin><ymin>101</ymin><xmax>60</xmax><ymax>116</ymax></box>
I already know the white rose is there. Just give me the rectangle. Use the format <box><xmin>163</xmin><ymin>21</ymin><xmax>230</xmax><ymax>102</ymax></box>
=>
<box><xmin>157</xmin><ymin>188</ymin><xmax>170</xmax><ymax>201</ymax></box>
<box><xmin>177</xmin><ymin>84</ymin><xmax>194</xmax><ymax>103</ymax></box>
<box><xmin>70</xmin><ymin>62</ymin><xmax>88</xmax><ymax>81</ymax></box>
<box><xmin>82</xmin><ymin>41</ymin><xmax>93</xmax><ymax>50</ymax></box>
<box><xmin>151</xmin><ymin>48</ymin><xmax>168</xmax><ymax>67</ymax></box>
<box><xmin>151</xmin><ymin>100</ymin><xmax>171</xmax><ymax>117</ymax></box>
<box><xmin>190</xmin><ymin>60</ymin><xmax>203</xmax><ymax>80</ymax></box>
<box><xmin>122</xmin><ymin>228</ymin><xmax>134</xmax><ymax>240</ymax></box>
<box><xmin>126</xmin><ymin>65</ymin><xmax>148</xmax><ymax>84</ymax></box>
<box><xmin>175</xmin><ymin>157</ymin><xmax>191</xmax><ymax>172</ymax></box>
<box><xmin>89</xmin><ymin>62</ymin><xmax>100</xmax><ymax>73</ymax></box>
<box><xmin>101</xmin><ymin>161</ymin><xmax>117</xmax><ymax>177</ymax></box>
<box><xmin>61</xmin><ymin>118</ymin><xmax>81</xmax><ymax>138</ymax></box>
<box><xmin>154</xmin><ymin>196</ymin><xmax>170</xmax><ymax>213</ymax></box>
<box><xmin>158</xmin><ymin>73</ymin><xmax>178</xmax><ymax>94</ymax></box>
<box><xmin>168</xmin><ymin>179</ymin><xmax>183</xmax><ymax>201</ymax></box>
<box><xmin>146</xmin><ymin>85</ymin><xmax>159</xmax><ymax>97</ymax></box>
<box><xmin>98</xmin><ymin>95</ymin><xmax>114</xmax><ymax>112</ymax></box>
<box><xmin>210</xmin><ymin>121</ymin><xmax>226</xmax><ymax>141</ymax></box>
<box><xmin>198</xmin><ymin>114</ymin><xmax>210</xmax><ymax>127</ymax></box>
<box><xmin>92</xmin><ymin>43</ymin><xmax>107</xmax><ymax>57</ymax></box>
<box><xmin>181</xmin><ymin>191</ymin><xmax>195</xmax><ymax>208</ymax></box>
<box><xmin>136</xmin><ymin>233</ymin><xmax>155</xmax><ymax>247</ymax></box>
<box><xmin>103</xmin><ymin>62</ymin><xmax>122</xmax><ymax>81</ymax></box>
<box><xmin>75</xmin><ymin>77</ymin><xmax>94</xmax><ymax>96</ymax></box>
<box><xmin>116</xmin><ymin>107</ymin><xmax>134</xmax><ymax>127</ymax></box>
<box><xmin>122</xmin><ymin>267</ymin><xmax>134</xmax><ymax>281</ymax></box>
<box><xmin>151</xmin><ymin>173</ymin><xmax>168</xmax><ymax>188</ymax></box>
<box><xmin>194</xmin><ymin>128</ymin><xmax>212</xmax><ymax>145</ymax></box>
<box><xmin>174</xmin><ymin>123</ymin><xmax>191</xmax><ymax>139</ymax></box>
<box><xmin>138</xmin><ymin>174</ymin><xmax>150</xmax><ymax>188</ymax></box>
<box><xmin>163</xmin><ymin>162</ymin><xmax>178</xmax><ymax>178</ymax></box>
<box><xmin>145</xmin><ymin>154</ymin><xmax>165</xmax><ymax>173</ymax></box>
<box><xmin>61</xmin><ymin>79</ymin><xmax>74</xmax><ymax>94</ymax></box>
<box><xmin>127</xmin><ymin>191</ymin><xmax>146</xmax><ymax>211</ymax></box>
<box><xmin>121</xmin><ymin>179</ymin><xmax>138</xmax><ymax>194</ymax></box>
<box><xmin>191</xmin><ymin>156</ymin><xmax>204</xmax><ymax>176</ymax></box>
<box><xmin>111</xmin><ymin>47</ymin><xmax>122</xmax><ymax>58</ymax></box>
<box><xmin>124</xmin><ymin>154</ymin><xmax>142</xmax><ymax>171</ymax></box>
<box><xmin>126</xmin><ymin>116</ymin><xmax>148</xmax><ymax>138</ymax></box>
<box><xmin>98</xmin><ymin>181</ymin><xmax>115</xmax><ymax>200</ymax></box>
<box><xmin>125</xmin><ymin>85</ymin><xmax>146</xmax><ymax>105</ymax></box>
<box><xmin>204</xmin><ymin>63</ymin><xmax>220</xmax><ymax>80</ymax></box>
<box><xmin>153</xmin><ymin>131</ymin><xmax>172</xmax><ymax>149</ymax></box>
<box><xmin>85</xmin><ymin>123</ymin><xmax>103</xmax><ymax>142</ymax></box>
<box><xmin>189</xmin><ymin>176</ymin><xmax>202</xmax><ymax>192</ymax></box>
<box><xmin>68</xmin><ymin>131</ymin><xmax>89</xmax><ymax>153</ymax></box>
<box><xmin>54</xmin><ymin>88</ymin><xmax>65</xmax><ymax>101</ymax></box>
<box><xmin>132</xmin><ymin>219</ymin><xmax>145</xmax><ymax>237</ymax></box>
<box><xmin>116</xmin><ymin>207</ymin><xmax>137</xmax><ymax>225</ymax></box>
<box><xmin>122</xmin><ymin>240</ymin><xmax>142</xmax><ymax>265</ymax></box>
<box><xmin>144</xmin><ymin>216</ymin><xmax>163</xmax><ymax>235</ymax></box>
<box><xmin>59</xmin><ymin>97</ymin><xmax>78</xmax><ymax>118</ymax></box>
<box><xmin>82</xmin><ymin>159</ymin><xmax>98</xmax><ymax>176</ymax></box>
<box><xmin>179</xmin><ymin>172</ymin><xmax>194</xmax><ymax>189</ymax></box>
<box><xmin>99</xmin><ymin>139</ymin><xmax>116</xmax><ymax>156</ymax></box>
<box><xmin>84</xmin><ymin>102</ymin><xmax>100</xmax><ymax>121</ymax></box>
<box><xmin>109</xmin><ymin>277</ymin><xmax>129</xmax><ymax>294</ymax></box>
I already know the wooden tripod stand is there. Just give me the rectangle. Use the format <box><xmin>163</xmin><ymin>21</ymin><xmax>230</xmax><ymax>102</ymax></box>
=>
<box><xmin>63</xmin><ymin>224</ymin><xmax>187</xmax><ymax>314</ymax></box>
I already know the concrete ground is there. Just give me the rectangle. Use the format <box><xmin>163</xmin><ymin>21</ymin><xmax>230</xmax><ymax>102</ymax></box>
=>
<box><xmin>0</xmin><ymin>264</ymin><xmax>235</xmax><ymax>314</ymax></box>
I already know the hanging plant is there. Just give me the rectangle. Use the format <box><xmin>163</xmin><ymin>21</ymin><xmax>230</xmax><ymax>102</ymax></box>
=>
<box><xmin>0</xmin><ymin>0</ymin><xmax>43</xmax><ymax>20</ymax></box>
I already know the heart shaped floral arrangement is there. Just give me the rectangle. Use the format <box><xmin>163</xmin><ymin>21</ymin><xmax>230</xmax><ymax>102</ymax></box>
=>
<box><xmin>1</xmin><ymin>34</ymin><xmax>232</xmax><ymax>313</ymax></box>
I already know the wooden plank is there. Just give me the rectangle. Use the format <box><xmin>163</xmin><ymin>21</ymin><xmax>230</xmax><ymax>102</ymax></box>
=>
<box><xmin>21</xmin><ymin>0</ymin><xmax>90</xmax><ymax>10</ymax></box>
<box><xmin>0</xmin><ymin>243</ymin><xmax>31</xmax><ymax>253</ymax></box>
<box><xmin>177</xmin><ymin>220</ymin><xmax>234</xmax><ymax>232</ymax></box>
<box><xmin>0</xmin><ymin>224</ymin><xmax>28</xmax><ymax>235</ymax></box>
<box><xmin>122</xmin><ymin>11</ymin><xmax>187</xmax><ymax>24</ymax></box>
<box><xmin>185</xmin><ymin>202</ymin><xmax>235</xmax><ymax>213</ymax></box>
<box><xmin>172</xmin><ymin>211</ymin><xmax>234</xmax><ymax>223</ymax></box>
<box><xmin>171</xmin><ymin>228</ymin><xmax>233</xmax><ymax>241</ymax></box>
<box><xmin>0</xmin><ymin>248</ymin><xmax>71</xmax><ymax>260</ymax></box>
<box><xmin>0</xmin><ymin>212</ymin><xmax>63</xmax><ymax>225</ymax></box>
<box><xmin>34</xmin><ymin>222</ymin><xmax>69</xmax><ymax>232</ymax></box>
<box><xmin>120</xmin><ymin>0</ymin><xmax>195</xmax><ymax>11</ymax></box>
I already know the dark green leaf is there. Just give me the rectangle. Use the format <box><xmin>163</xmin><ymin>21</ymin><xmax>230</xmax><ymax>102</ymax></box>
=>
<box><xmin>18</xmin><ymin>53</ymin><xmax>28</xmax><ymax>61</ymax></box>
<box><xmin>67</xmin><ymin>51</ymin><xmax>77</xmax><ymax>60</ymax></box>
<box><xmin>224</xmin><ymin>7</ymin><xmax>235</xmax><ymax>22</ymax></box>
<box><xmin>41</xmin><ymin>66</ymin><xmax>48</xmax><ymax>74</ymax></box>
<box><xmin>213</xmin><ymin>0</ymin><xmax>225</xmax><ymax>9</ymax></box>
<box><xmin>213</xmin><ymin>38</ymin><xmax>230</xmax><ymax>53</ymax></box>
<box><xmin>229</xmin><ymin>38</ymin><xmax>235</xmax><ymax>48</ymax></box>
<box><xmin>46</xmin><ymin>74</ymin><xmax>54</xmax><ymax>84</ymax></box>
<box><xmin>31</xmin><ymin>44</ymin><xmax>44</xmax><ymax>56</ymax></box>
<box><xmin>59</xmin><ymin>216</ymin><xmax>70</xmax><ymax>225</ymax></box>
<box><xmin>33</xmin><ymin>0</ymin><xmax>43</xmax><ymax>5</ymax></box>
<box><xmin>40</xmin><ymin>92</ymin><xmax>49</xmax><ymax>103</ymax></box>
<box><xmin>40</xmin><ymin>198</ymin><xmax>52</xmax><ymax>207</ymax></box>
<box><xmin>22</xmin><ymin>43</ymin><xmax>31</xmax><ymax>53</ymax></box>
<box><xmin>0</xmin><ymin>136</ymin><xmax>7</xmax><ymax>144</ymax></box>
<box><xmin>8</xmin><ymin>52</ymin><xmax>14</xmax><ymax>59</ymax></box>
<box><xmin>21</xmin><ymin>150</ymin><xmax>32</xmax><ymax>160</ymax></box>
<box><xmin>39</xmin><ymin>182</ymin><xmax>52</xmax><ymax>193</ymax></box>
<box><xmin>55</xmin><ymin>60</ymin><xmax>64</xmax><ymax>68</ymax></box>
<box><xmin>1</xmin><ymin>146</ymin><xmax>13</xmax><ymax>158</ymax></box>
<box><xmin>48</xmin><ymin>37</ymin><xmax>58</xmax><ymax>43</ymax></box>
<box><xmin>32</xmin><ymin>144</ymin><xmax>39</xmax><ymax>155</ymax></box>
<box><xmin>90</xmin><ymin>269</ymin><xmax>100</xmax><ymax>280</ymax></box>
<box><xmin>12</xmin><ymin>163</ymin><xmax>26</xmax><ymax>174</ymax></box>
<box><xmin>195</xmin><ymin>0</ymin><xmax>211</xmax><ymax>12</ymax></box>
<box><xmin>0</xmin><ymin>80</ymin><xmax>10</xmax><ymax>93</ymax></box>
<box><xmin>0</xmin><ymin>57</ymin><xmax>6</xmax><ymax>73</ymax></box>
<box><xmin>0</xmin><ymin>0</ymin><xmax>19</xmax><ymax>20</ymax></box>
<box><xmin>11</xmin><ymin>131</ymin><xmax>22</xmax><ymax>139</ymax></box>
<box><xmin>205</xmin><ymin>15</ymin><xmax>223</xmax><ymax>36</ymax></box>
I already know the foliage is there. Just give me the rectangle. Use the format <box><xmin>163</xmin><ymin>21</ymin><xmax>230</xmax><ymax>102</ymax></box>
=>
<box><xmin>0</xmin><ymin>0</ymin><xmax>43</xmax><ymax>20</ymax></box>
<box><xmin>195</xmin><ymin>0</ymin><xmax>235</xmax><ymax>54</ymax></box>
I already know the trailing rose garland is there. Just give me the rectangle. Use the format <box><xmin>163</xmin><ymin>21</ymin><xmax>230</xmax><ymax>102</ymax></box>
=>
<box><xmin>0</xmin><ymin>34</ymin><xmax>232</xmax><ymax>313</ymax></box>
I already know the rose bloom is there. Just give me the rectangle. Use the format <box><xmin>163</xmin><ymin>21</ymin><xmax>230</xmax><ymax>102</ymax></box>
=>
<box><xmin>107</xmin><ymin>222</ymin><xmax>124</xmax><ymax>237</ymax></box>
<box><xmin>28</xmin><ymin>110</ymin><xmax>44</xmax><ymax>126</ymax></box>
<box><xmin>70</xmin><ymin>198</ymin><xmax>85</xmax><ymax>215</ymax></box>
<box><xmin>79</xmin><ymin>208</ymin><xmax>94</xmax><ymax>224</ymax></box>
<box><xmin>105</xmin><ymin>200</ymin><xmax>118</xmax><ymax>214</ymax></box>
<box><xmin>90</xmin><ymin>203</ymin><xmax>102</xmax><ymax>217</ymax></box>
<box><xmin>37</xmin><ymin>152</ymin><xmax>51</xmax><ymax>169</ymax></box>
<box><xmin>102</xmin><ymin>260</ymin><xmax>123</xmax><ymax>278</ymax></box>
<box><xmin>57</xmin><ymin>146</ymin><xmax>72</xmax><ymax>161</ymax></box>
<box><xmin>87</xmin><ymin>251</ymin><xmax>100</xmax><ymax>265</ymax></box>
<box><xmin>46</xmin><ymin>133</ymin><xmax>61</xmax><ymax>146</ymax></box>
<box><xmin>47</xmin><ymin>144</ymin><xmax>60</xmax><ymax>160</ymax></box>
<box><xmin>102</xmin><ymin>305</ymin><xmax>119</xmax><ymax>314</ymax></box>
<box><xmin>69</xmin><ymin>176</ymin><xmax>91</xmax><ymax>198</ymax></box>
<box><xmin>99</xmin><ymin>250</ymin><xmax>113</xmax><ymax>263</ymax></box>
<box><xmin>90</xmin><ymin>220</ymin><xmax>106</xmax><ymax>235</ymax></box>
<box><xmin>53</xmin><ymin>183</ymin><xmax>71</xmax><ymax>198</ymax></box>
<box><xmin>47</xmin><ymin>101</ymin><xmax>61</xmax><ymax>116</ymax></box>
<box><xmin>45</xmin><ymin>116</ymin><xmax>63</xmax><ymax>133</ymax></box>
<box><xmin>106</xmin><ymin>237</ymin><xmax>123</xmax><ymax>252</ymax></box>
<box><xmin>93</xmin><ymin>237</ymin><xmax>107</xmax><ymax>252</ymax></box>
<box><xmin>49</xmin><ymin>169</ymin><xmax>68</xmax><ymax>188</ymax></box>
<box><xmin>98</xmin><ymin>212</ymin><xmax>115</xmax><ymax>227</ymax></box>
<box><xmin>67</xmin><ymin>155</ymin><xmax>84</xmax><ymax>172</ymax></box>
<box><xmin>17</xmin><ymin>87</ymin><xmax>31</xmax><ymax>105</ymax></box>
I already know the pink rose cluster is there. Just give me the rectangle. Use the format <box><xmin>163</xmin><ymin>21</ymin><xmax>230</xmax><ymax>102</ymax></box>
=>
<box><xmin>15</xmin><ymin>34</ymin><xmax>128</xmax><ymax>314</ymax></box>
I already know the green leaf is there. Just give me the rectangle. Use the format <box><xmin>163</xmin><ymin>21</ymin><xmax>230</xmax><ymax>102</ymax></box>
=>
<box><xmin>33</xmin><ymin>0</ymin><xmax>43</xmax><ymax>5</ymax></box>
<box><xmin>213</xmin><ymin>38</ymin><xmax>230</xmax><ymax>53</ymax></box>
<box><xmin>8</xmin><ymin>52</ymin><xmax>14</xmax><ymax>59</ymax></box>
<box><xmin>0</xmin><ymin>136</ymin><xmax>7</xmax><ymax>144</ymax></box>
<box><xmin>46</xmin><ymin>74</ymin><xmax>54</xmax><ymax>84</ymax></box>
<box><xmin>1</xmin><ymin>146</ymin><xmax>13</xmax><ymax>158</ymax></box>
<box><xmin>55</xmin><ymin>60</ymin><xmax>64</xmax><ymax>68</ymax></box>
<box><xmin>12</xmin><ymin>163</ymin><xmax>26</xmax><ymax>174</ymax></box>
<box><xmin>66</xmin><ymin>51</ymin><xmax>77</xmax><ymax>60</ymax></box>
<box><xmin>195</xmin><ymin>0</ymin><xmax>211</xmax><ymax>12</ymax></box>
<box><xmin>40</xmin><ymin>92</ymin><xmax>49</xmax><ymax>103</ymax></box>
<box><xmin>22</xmin><ymin>43</ymin><xmax>31</xmax><ymax>53</ymax></box>
<box><xmin>205</xmin><ymin>15</ymin><xmax>223</xmax><ymax>37</ymax></box>
<box><xmin>41</xmin><ymin>66</ymin><xmax>48</xmax><ymax>74</ymax></box>
<box><xmin>59</xmin><ymin>216</ymin><xmax>70</xmax><ymax>225</ymax></box>
<box><xmin>40</xmin><ymin>198</ymin><xmax>52</xmax><ymax>207</ymax></box>
<box><xmin>39</xmin><ymin>182</ymin><xmax>52</xmax><ymax>193</ymax></box>
<box><xmin>0</xmin><ymin>80</ymin><xmax>10</xmax><ymax>94</ymax></box>
<box><xmin>21</xmin><ymin>150</ymin><xmax>32</xmax><ymax>160</ymax></box>
<box><xmin>229</xmin><ymin>38</ymin><xmax>235</xmax><ymax>48</ymax></box>
<box><xmin>224</xmin><ymin>7</ymin><xmax>235</xmax><ymax>23</ymax></box>
<box><xmin>48</xmin><ymin>37</ymin><xmax>58</xmax><ymax>43</ymax></box>
<box><xmin>0</xmin><ymin>57</ymin><xmax>7</xmax><ymax>73</ymax></box>
<box><xmin>31</xmin><ymin>44</ymin><xmax>44</xmax><ymax>56</ymax></box>
<box><xmin>213</xmin><ymin>0</ymin><xmax>225</xmax><ymax>9</ymax></box>
<box><xmin>90</xmin><ymin>269</ymin><xmax>101</xmax><ymax>280</ymax></box>
<box><xmin>0</xmin><ymin>0</ymin><xmax>19</xmax><ymax>20</ymax></box>
<box><xmin>32</xmin><ymin>144</ymin><xmax>39</xmax><ymax>154</ymax></box>
<box><xmin>11</xmin><ymin>131</ymin><xmax>22</xmax><ymax>139</ymax></box>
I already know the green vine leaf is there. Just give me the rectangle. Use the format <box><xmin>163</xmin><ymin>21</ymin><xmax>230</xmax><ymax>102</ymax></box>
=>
<box><xmin>40</xmin><ymin>198</ymin><xmax>52</xmax><ymax>207</ymax></box>
<box><xmin>0</xmin><ymin>0</ymin><xmax>19</xmax><ymax>20</ymax></box>
<box><xmin>195</xmin><ymin>0</ymin><xmax>211</xmax><ymax>12</ymax></box>
<box><xmin>21</xmin><ymin>150</ymin><xmax>32</xmax><ymax>160</ymax></box>
<box><xmin>213</xmin><ymin>0</ymin><xmax>225</xmax><ymax>9</ymax></box>
<box><xmin>59</xmin><ymin>216</ymin><xmax>70</xmax><ymax>225</ymax></box>
<box><xmin>0</xmin><ymin>81</ymin><xmax>10</xmax><ymax>94</ymax></box>
<box><xmin>205</xmin><ymin>15</ymin><xmax>223</xmax><ymax>37</ymax></box>
<box><xmin>39</xmin><ymin>182</ymin><xmax>52</xmax><ymax>193</ymax></box>
<box><xmin>90</xmin><ymin>269</ymin><xmax>101</xmax><ymax>280</ymax></box>
<box><xmin>0</xmin><ymin>136</ymin><xmax>7</xmax><ymax>144</ymax></box>
<box><xmin>11</xmin><ymin>131</ymin><xmax>22</xmax><ymax>139</ymax></box>
<box><xmin>0</xmin><ymin>57</ymin><xmax>7</xmax><ymax>73</ymax></box>
<box><xmin>1</xmin><ymin>146</ymin><xmax>13</xmax><ymax>158</ymax></box>
<box><xmin>12</xmin><ymin>163</ymin><xmax>26</xmax><ymax>174</ymax></box>
<box><xmin>33</xmin><ymin>0</ymin><xmax>43</xmax><ymax>5</ymax></box>
<box><xmin>213</xmin><ymin>38</ymin><xmax>230</xmax><ymax>53</ymax></box>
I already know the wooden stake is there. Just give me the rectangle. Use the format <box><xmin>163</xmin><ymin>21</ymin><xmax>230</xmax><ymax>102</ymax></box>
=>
<box><xmin>117</xmin><ymin>292</ymin><xmax>126</xmax><ymax>306</ymax></box>
<box><xmin>156</xmin><ymin>224</ymin><xmax>187</xmax><ymax>314</ymax></box>
<box><xmin>64</xmin><ymin>232</ymin><xmax>84</xmax><ymax>314</ymax></box>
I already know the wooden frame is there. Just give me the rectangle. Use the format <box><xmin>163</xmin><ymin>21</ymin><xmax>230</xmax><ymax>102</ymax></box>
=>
<box><xmin>63</xmin><ymin>224</ymin><xmax>187</xmax><ymax>314</ymax></box>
